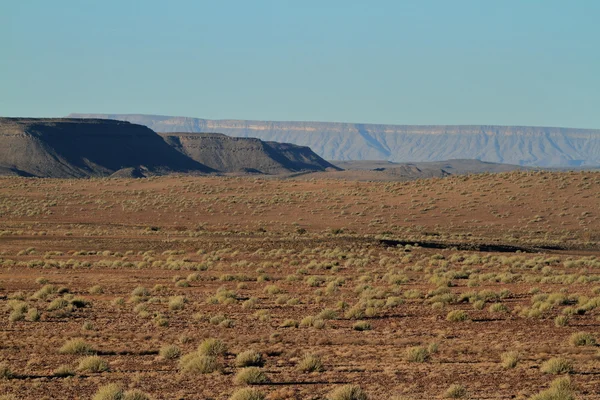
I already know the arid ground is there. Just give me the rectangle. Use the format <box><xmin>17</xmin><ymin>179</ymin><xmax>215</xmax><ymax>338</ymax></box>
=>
<box><xmin>1</xmin><ymin>171</ymin><xmax>599</xmax><ymax>399</ymax></box>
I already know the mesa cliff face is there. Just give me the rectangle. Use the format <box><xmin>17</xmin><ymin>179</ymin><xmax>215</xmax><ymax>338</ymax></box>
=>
<box><xmin>160</xmin><ymin>132</ymin><xmax>340</xmax><ymax>174</ymax></box>
<box><xmin>0</xmin><ymin>118</ymin><xmax>212</xmax><ymax>178</ymax></box>
<box><xmin>70</xmin><ymin>114</ymin><xmax>600</xmax><ymax>167</ymax></box>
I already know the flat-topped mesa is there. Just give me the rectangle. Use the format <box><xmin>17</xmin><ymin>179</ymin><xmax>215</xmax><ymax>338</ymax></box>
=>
<box><xmin>0</xmin><ymin>118</ymin><xmax>213</xmax><ymax>178</ymax></box>
<box><xmin>159</xmin><ymin>132</ymin><xmax>340</xmax><ymax>174</ymax></box>
<box><xmin>70</xmin><ymin>114</ymin><xmax>600</xmax><ymax>167</ymax></box>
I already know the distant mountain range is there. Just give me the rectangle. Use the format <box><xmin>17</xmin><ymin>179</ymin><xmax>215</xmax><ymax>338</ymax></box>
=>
<box><xmin>0</xmin><ymin>118</ymin><xmax>337</xmax><ymax>178</ymax></box>
<box><xmin>69</xmin><ymin>114</ymin><xmax>600</xmax><ymax>167</ymax></box>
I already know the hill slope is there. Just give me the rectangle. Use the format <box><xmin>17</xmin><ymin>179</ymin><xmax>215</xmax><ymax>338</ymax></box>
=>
<box><xmin>70</xmin><ymin>114</ymin><xmax>600</xmax><ymax>167</ymax></box>
<box><xmin>160</xmin><ymin>132</ymin><xmax>340</xmax><ymax>174</ymax></box>
<box><xmin>312</xmin><ymin>159</ymin><xmax>526</xmax><ymax>181</ymax></box>
<box><xmin>0</xmin><ymin>118</ymin><xmax>213</xmax><ymax>178</ymax></box>
<box><xmin>335</xmin><ymin>159</ymin><xmax>527</xmax><ymax>174</ymax></box>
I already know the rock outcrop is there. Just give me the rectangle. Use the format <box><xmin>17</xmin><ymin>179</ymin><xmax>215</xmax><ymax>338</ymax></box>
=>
<box><xmin>0</xmin><ymin>118</ymin><xmax>213</xmax><ymax>178</ymax></box>
<box><xmin>160</xmin><ymin>132</ymin><xmax>340</xmax><ymax>174</ymax></box>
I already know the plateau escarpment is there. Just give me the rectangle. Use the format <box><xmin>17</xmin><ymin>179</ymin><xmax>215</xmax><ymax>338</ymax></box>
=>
<box><xmin>160</xmin><ymin>132</ymin><xmax>340</xmax><ymax>174</ymax></box>
<box><xmin>0</xmin><ymin>118</ymin><xmax>213</xmax><ymax>178</ymax></box>
<box><xmin>70</xmin><ymin>114</ymin><xmax>600</xmax><ymax>167</ymax></box>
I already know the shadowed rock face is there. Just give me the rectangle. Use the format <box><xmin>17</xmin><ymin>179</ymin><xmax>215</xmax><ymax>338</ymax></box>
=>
<box><xmin>0</xmin><ymin>118</ymin><xmax>213</xmax><ymax>178</ymax></box>
<box><xmin>70</xmin><ymin>114</ymin><xmax>600</xmax><ymax>167</ymax></box>
<box><xmin>160</xmin><ymin>132</ymin><xmax>340</xmax><ymax>174</ymax></box>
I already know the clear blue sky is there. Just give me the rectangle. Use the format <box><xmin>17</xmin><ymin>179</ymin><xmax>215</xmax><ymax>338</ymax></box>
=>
<box><xmin>2</xmin><ymin>0</ymin><xmax>599</xmax><ymax>128</ymax></box>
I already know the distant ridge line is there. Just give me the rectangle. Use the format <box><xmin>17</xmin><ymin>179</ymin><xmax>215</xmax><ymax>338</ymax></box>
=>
<box><xmin>68</xmin><ymin>113</ymin><xmax>600</xmax><ymax>167</ymax></box>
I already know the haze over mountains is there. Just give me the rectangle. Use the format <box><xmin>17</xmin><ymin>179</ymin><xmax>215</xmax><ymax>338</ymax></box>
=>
<box><xmin>70</xmin><ymin>114</ymin><xmax>600</xmax><ymax>168</ymax></box>
<box><xmin>0</xmin><ymin>118</ymin><xmax>336</xmax><ymax>178</ymax></box>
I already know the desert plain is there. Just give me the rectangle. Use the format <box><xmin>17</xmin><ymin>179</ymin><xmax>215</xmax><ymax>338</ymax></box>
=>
<box><xmin>0</xmin><ymin>171</ymin><xmax>599</xmax><ymax>399</ymax></box>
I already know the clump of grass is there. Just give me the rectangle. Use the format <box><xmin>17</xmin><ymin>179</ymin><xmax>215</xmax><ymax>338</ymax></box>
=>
<box><xmin>297</xmin><ymin>353</ymin><xmax>324</xmax><ymax>372</ymax></box>
<box><xmin>472</xmin><ymin>300</ymin><xmax>485</xmax><ymax>310</ymax></box>
<box><xmin>446</xmin><ymin>310</ymin><xmax>470</xmax><ymax>322</ymax></box>
<box><xmin>0</xmin><ymin>362</ymin><xmax>13</xmax><ymax>379</ymax></box>
<box><xmin>235</xmin><ymin>350</ymin><xmax>264</xmax><ymax>367</ymax></box>
<box><xmin>233</xmin><ymin>367</ymin><xmax>268</xmax><ymax>385</ymax></box>
<box><xmin>489</xmin><ymin>303</ymin><xmax>509</xmax><ymax>313</ymax></box>
<box><xmin>168</xmin><ymin>296</ymin><xmax>186</xmax><ymax>310</ymax></box>
<box><xmin>92</xmin><ymin>384</ymin><xmax>152</xmax><ymax>400</ymax></box>
<box><xmin>179</xmin><ymin>354</ymin><xmax>220</xmax><ymax>374</ymax></box>
<box><xmin>229</xmin><ymin>388</ymin><xmax>265</xmax><ymax>400</ymax></box>
<box><xmin>198</xmin><ymin>338</ymin><xmax>227</xmax><ymax>356</ymax></box>
<box><xmin>405</xmin><ymin>346</ymin><xmax>429</xmax><ymax>362</ymax></box>
<box><xmin>444</xmin><ymin>384</ymin><xmax>467</xmax><ymax>398</ymax></box>
<box><xmin>25</xmin><ymin>308</ymin><xmax>40</xmax><ymax>322</ymax></box>
<box><xmin>501</xmin><ymin>351</ymin><xmax>520</xmax><ymax>369</ymax></box>
<box><xmin>82</xmin><ymin>321</ymin><xmax>95</xmax><ymax>331</ymax></box>
<box><xmin>541</xmin><ymin>358</ymin><xmax>574</xmax><ymax>374</ymax></box>
<box><xmin>89</xmin><ymin>285</ymin><xmax>104</xmax><ymax>294</ymax></box>
<box><xmin>112</xmin><ymin>297</ymin><xmax>125</xmax><ymax>307</ymax></box>
<box><xmin>353</xmin><ymin>321</ymin><xmax>371</xmax><ymax>331</ymax></box>
<box><xmin>77</xmin><ymin>356</ymin><xmax>109</xmax><ymax>373</ymax></box>
<box><xmin>131</xmin><ymin>286</ymin><xmax>150</xmax><ymax>297</ymax></box>
<box><xmin>159</xmin><ymin>344</ymin><xmax>181</xmax><ymax>360</ymax></box>
<box><xmin>344</xmin><ymin>305</ymin><xmax>365</xmax><ymax>320</ymax></box>
<box><xmin>554</xmin><ymin>315</ymin><xmax>569</xmax><ymax>327</ymax></box>
<box><xmin>327</xmin><ymin>385</ymin><xmax>368</xmax><ymax>400</ymax></box>
<box><xmin>529</xmin><ymin>376</ymin><xmax>575</xmax><ymax>400</ymax></box>
<box><xmin>317</xmin><ymin>308</ymin><xmax>338</xmax><ymax>320</ymax></box>
<box><xmin>280</xmin><ymin>319</ymin><xmax>298</xmax><ymax>328</ymax></box>
<box><xmin>30</xmin><ymin>284</ymin><xmax>57</xmax><ymax>300</ymax></box>
<box><xmin>47</xmin><ymin>298</ymin><xmax>69</xmax><ymax>311</ymax></box>
<box><xmin>53</xmin><ymin>364</ymin><xmax>75</xmax><ymax>377</ymax></box>
<box><xmin>92</xmin><ymin>383</ymin><xmax>123</xmax><ymax>400</ymax></box>
<box><xmin>8</xmin><ymin>309</ymin><xmax>25</xmax><ymax>322</ymax></box>
<box><xmin>263</xmin><ymin>285</ymin><xmax>282</xmax><ymax>295</ymax></box>
<box><xmin>569</xmin><ymin>332</ymin><xmax>596</xmax><ymax>346</ymax></box>
<box><xmin>59</xmin><ymin>338</ymin><xmax>96</xmax><ymax>355</ymax></box>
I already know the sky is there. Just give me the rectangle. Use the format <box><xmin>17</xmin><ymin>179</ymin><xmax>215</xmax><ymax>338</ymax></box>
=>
<box><xmin>2</xmin><ymin>0</ymin><xmax>600</xmax><ymax>128</ymax></box>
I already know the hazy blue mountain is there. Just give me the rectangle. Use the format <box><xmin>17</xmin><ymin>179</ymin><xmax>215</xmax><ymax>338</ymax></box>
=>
<box><xmin>69</xmin><ymin>114</ymin><xmax>600</xmax><ymax>167</ymax></box>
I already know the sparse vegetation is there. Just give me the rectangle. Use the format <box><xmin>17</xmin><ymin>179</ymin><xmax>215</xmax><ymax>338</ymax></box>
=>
<box><xmin>0</xmin><ymin>172</ymin><xmax>599</xmax><ymax>398</ymax></box>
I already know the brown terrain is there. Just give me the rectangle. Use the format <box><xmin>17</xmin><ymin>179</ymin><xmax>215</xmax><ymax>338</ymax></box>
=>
<box><xmin>0</xmin><ymin>171</ymin><xmax>599</xmax><ymax>399</ymax></box>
